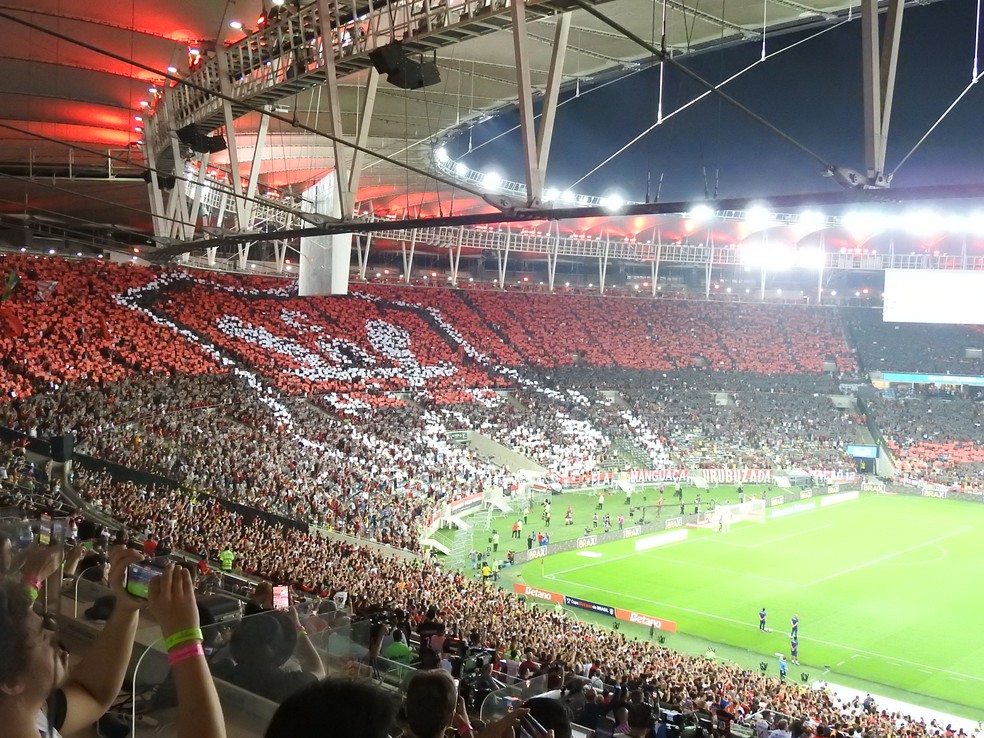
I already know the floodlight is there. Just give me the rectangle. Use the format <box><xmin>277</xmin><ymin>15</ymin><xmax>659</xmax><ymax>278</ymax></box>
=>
<box><xmin>842</xmin><ymin>210</ymin><xmax>886</xmax><ymax>235</ymax></box>
<box><xmin>454</xmin><ymin>162</ymin><xmax>468</xmax><ymax>177</ymax></box>
<box><xmin>434</xmin><ymin>146</ymin><xmax>449</xmax><ymax>162</ymax></box>
<box><xmin>797</xmin><ymin>210</ymin><xmax>825</xmax><ymax>231</ymax></box>
<box><xmin>901</xmin><ymin>209</ymin><xmax>942</xmax><ymax>236</ymax></box>
<box><xmin>942</xmin><ymin>214</ymin><xmax>966</xmax><ymax>233</ymax></box>
<box><xmin>543</xmin><ymin>188</ymin><xmax>559</xmax><ymax>202</ymax></box>
<box><xmin>602</xmin><ymin>194</ymin><xmax>625</xmax><ymax>212</ymax></box>
<box><xmin>482</xmin><ymin>172</ymin><xmax>502</xmax><ymax>190</ymax></box>
<box><xmin>229</xmin><ymin>20</ymin><xmax>243</xmax><ymax>29</ymax></box>
<box><xmin>745</xmin><ymin>206</ymin><xmax>772</xmax><ymax>229</ymax></box>
<box><xmin>560</xmin><ymin>190</ymin><xmax>575</xmax><ymax>204</ymax></box>
<box><xmin>690</xmin><ymin>204</ymin><xmax>714</xmax><ymax>221</ymax></box>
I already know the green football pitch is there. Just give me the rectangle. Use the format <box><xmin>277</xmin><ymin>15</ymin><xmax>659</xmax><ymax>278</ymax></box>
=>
<box><xmin>497</xmin><ymin>492</ymin><xmax>984</xmax><ymax>719</ymax></box>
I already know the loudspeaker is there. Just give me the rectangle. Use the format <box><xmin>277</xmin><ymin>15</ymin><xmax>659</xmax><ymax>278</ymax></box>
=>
<box><xmin>203</xmin><ymin>135</ymin><xmax>228</xmax><ymax>154</ymax></box>
<box><xmin>388</xmin><ymin>57</ymin><xmax>441</xmax><ymax>89</ymax></box>
<box><xmin>50</xmin><ymin>433</ymin><xmax>74</xmax><ymax>463</ymax></box>
<box><xmin>176</xmin><ymin>124</ymin><xmax>228</xmax><ymax>155</ymax></box>
<box><xmin>369</xmin><ymin>42</ymin><xmax>405</xmax><ymax>74</ymax></box>
<box><xmin>176</xmin><ymin>123</ymin><xmax>205</xmax><ymax>147</ymax></box>
<box><xmin>141</xmin><ymin>171</ymin><xmax>176</xmax><ymax>190</ymax></box>
<box><xmin>370</xmin><ymin>42</ymin><xmax>441</xmax><ymax>89</ymax></box>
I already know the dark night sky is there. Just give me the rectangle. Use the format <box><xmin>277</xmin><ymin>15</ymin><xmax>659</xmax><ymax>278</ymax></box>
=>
<box><xmin>448</xmin><ymin>0</ymin><xmax>984</xmax><ymax>203</ymax></box>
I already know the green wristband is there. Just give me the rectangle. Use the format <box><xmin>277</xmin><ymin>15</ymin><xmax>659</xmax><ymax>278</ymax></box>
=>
<box><xmin>164</xmin><ymin>627</ymin><xmax>204</xmax><ymax>651</ymax></box>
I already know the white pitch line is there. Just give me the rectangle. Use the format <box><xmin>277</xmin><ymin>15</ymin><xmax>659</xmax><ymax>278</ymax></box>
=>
<box><xmin>547</xmin><ymin>574</ymin><xmax>984</xmax><ymax>683</ymax></box>
<box><xmin>802</xmin><ymin>527</ymin><xmax>973</xmax><ymax>586</ymax></box>
<box><xmin>704</xmin><ymin>523</ymin><xmax>834</xmax><ymax>549</ymax></box>
<box><xmin>545</xmin><ymin>532</ymin><xmax>711</xmax><ymax>579</ymax></box>
<box><xmin>641</xmin><ymin>552</ymin><xmax>803</xmax><ymax>587</ymax></box>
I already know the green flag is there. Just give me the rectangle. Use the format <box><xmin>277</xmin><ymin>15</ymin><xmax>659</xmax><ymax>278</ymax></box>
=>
<box><xmin>0</xmin><ymin>271</ymin><xmax>19</xmax><ymax>302</ymax></box>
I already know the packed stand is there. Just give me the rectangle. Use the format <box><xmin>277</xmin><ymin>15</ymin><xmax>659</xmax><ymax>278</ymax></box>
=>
<box><xmin>865</xmin><ymin>388</ymin><xmax>984</xmax><ymax>490</ymax></box>
<box><xmin>146</xmin><ymin>272</ymin><xmax>510</xmax><ymax>397</ymax></box>
<box><xmin>610</xmin><ymin>385</ymin><xmax>862</xmax><ymax>472</ymax></box>
<box><xmin>429</xmin><ymin>387</ymin><xmax>614</xmax><ymax>476</ymax></box>
<box><xmin>462</xmin><ymin>291</ymin><xmax>858</xmax><ymax>375</ymax></box>
<box><xmin>0</xmin><ymin>370</ymin><xmax>512</xmax><ymax>550</ymax></box>
<box><xmin>65</xmin><ymin>467</ymin><xmax>968</xmax><ymax>738</ymax></box>
<box><xmin>844</xmin><ymin>308</ymin><xmax>984</xmax><ymax>375</ymax></box>
<box><xmin>0</xmin><ymin>254</ymin><xmax>221</xmax><ymax>399</ymax></box>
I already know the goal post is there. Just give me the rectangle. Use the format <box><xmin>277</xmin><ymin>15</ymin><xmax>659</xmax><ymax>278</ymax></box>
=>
<box><xmin>710</xmin><ymin>498</ymin><xmax>766</xmax><ymax>530</ymax></box>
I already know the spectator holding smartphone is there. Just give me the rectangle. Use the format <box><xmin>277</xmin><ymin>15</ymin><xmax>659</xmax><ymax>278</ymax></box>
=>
<box><xmin>147</xmin><ymin>563</ymin><xmax>226</xmax><ymax>738</ymax></box>
<box><xmin>0</xmin><ymin>545</ymin><xmax>144</xmax><ymax>738</ymax></box>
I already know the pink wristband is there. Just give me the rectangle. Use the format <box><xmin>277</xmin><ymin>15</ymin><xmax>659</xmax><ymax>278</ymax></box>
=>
<box><xmin>22</xmin><ymin>575</ymin><xmax>42</xmax><ymax>591</ymax></box>
<box><xmin>167</xmin><ymin>642</ymin><xmax>205</xmax><ymax>667</ymax></box>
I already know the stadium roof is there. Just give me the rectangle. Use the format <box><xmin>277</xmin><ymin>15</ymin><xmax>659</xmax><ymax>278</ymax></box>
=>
<box><xmin>0</xmin><ymin>0</ymin><xmax>944</xmax><ymax>242</ymax></box>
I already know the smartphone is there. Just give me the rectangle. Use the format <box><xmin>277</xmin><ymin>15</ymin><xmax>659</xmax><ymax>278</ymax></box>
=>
<box><xmin>272</xmin><ymin>585</ymin><xmax>290</xmax><ymax>611</ymax></box>
<box><xmin>39</xmin><ymin>514</ymin><xmax>52</xmax><ymax>546</ymax></box>
<box><xmin>125</xmin><ymin>562</ymin><xmax>164</xmax><ymax>600</ymax></box>
<box><xmin>51</xmin><ymin>520</ymin><xmax>66</xmax><ymax>543</ymax></box>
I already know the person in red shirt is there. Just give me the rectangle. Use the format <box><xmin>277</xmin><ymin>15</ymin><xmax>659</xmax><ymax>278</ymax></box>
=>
<box><xmin>142</xmin><ymin>534</ymin><xmax>158</xmax><ymax>558</ymax></box>
<box><xmin>518</xmin><ymin>649</ymin><xmax>539</xmax><ymax>678</ymax></box>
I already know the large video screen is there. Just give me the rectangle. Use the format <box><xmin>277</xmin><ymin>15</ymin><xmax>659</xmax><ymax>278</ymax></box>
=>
<box><xmin>883</xmin><ymin>270</ymin><xmax>984</xmax><ymax>325</ymax></box>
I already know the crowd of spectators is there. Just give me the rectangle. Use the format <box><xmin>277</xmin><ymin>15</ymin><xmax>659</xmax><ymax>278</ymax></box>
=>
<box><xmin>609</xmin><ymin>384</ymin><xmax>862</xmax><ymax>472</ymax></box>
<box><xmin>0</xmin><ymin>254</ymin><xmax>220</xmax><ymax>399</ymax></box>
<box><xmin>865</xmin><ymin>388</ymin><xmax>984</xmax><ymax>490</ymax></box>
<box><xmin>0</xmin><ymin>255</ymin><xmax>980</xmax><ymax>738</ymax></box>
<box><xmin>844</xmin><ymin>309</ymin><xmax>984</xmax><ymax>375</ymax></box>
<box><xmin>58</xmin><ymin>466</ymin><xmax>972</xmax><ymax>738</ymax></box>
<box><xmin>1</xmin><ymin>372</ymin><xmax>511</xmax><ymax>549</ymax></box>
